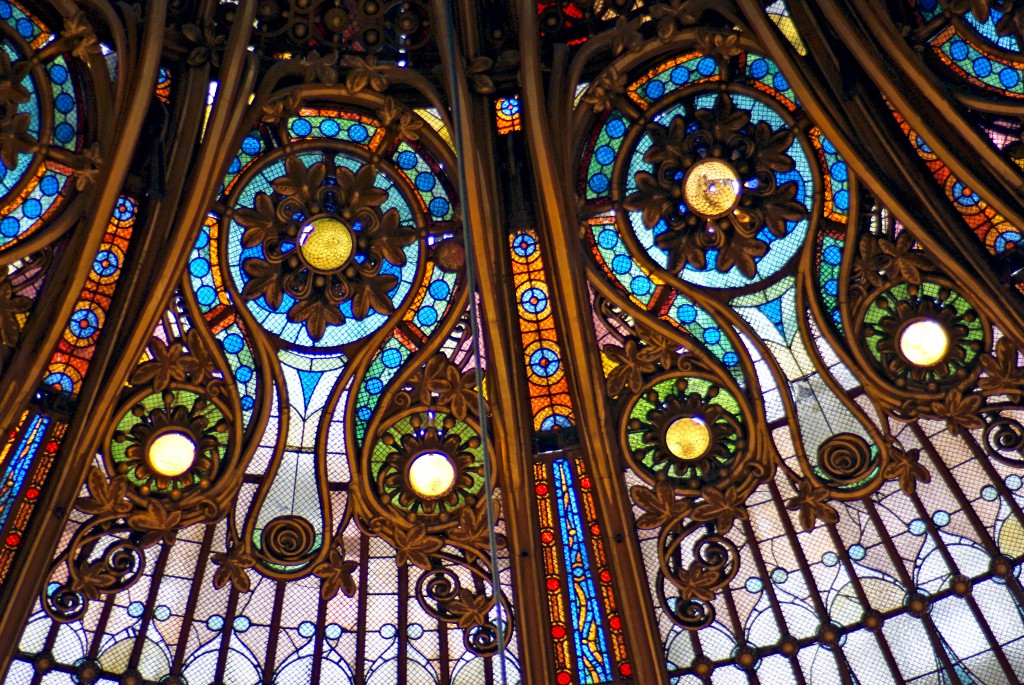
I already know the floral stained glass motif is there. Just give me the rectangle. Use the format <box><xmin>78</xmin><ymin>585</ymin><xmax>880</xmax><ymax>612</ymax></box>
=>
<box><xmin>510</xmin><ymin>229</ymin><xmax>574</xmax><ymax>430</ymax></box>
<box><xmin>0</xmin><ymin>0</ymin><xmax>90</xmax><ymax>251</ymax></box>
<box><xmin>6</xmin><ymin>103</ymin><xmax>521</xmax><ymax>685</ymax></box>
<box><xmin>44</xmin><ymin>196</ymin><xmax>136</xmax><ymax>395</ymax></box>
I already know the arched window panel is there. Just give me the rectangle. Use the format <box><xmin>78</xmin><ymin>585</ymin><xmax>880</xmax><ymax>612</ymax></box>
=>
<box><xmin>576</xmin><ymin>41</ymin><xmax>1024</xmax><ymax>682</ymax></box>
<box><xmin>0</xmin><ymin>0</ymin><xmax>103</xmax><ymax>257</ymax></box>
<box><xmin>5</xmin><ymin>97</ymin><xmax>521</xmax><ymax>684</ymax></box>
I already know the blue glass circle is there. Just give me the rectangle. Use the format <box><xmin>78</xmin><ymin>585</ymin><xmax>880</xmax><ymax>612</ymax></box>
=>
<box><xmin>973</xmin><ymin>57</ymin><xmax>993</xmax><ymax>78</ymax></box>
<box><xmin>235</xmin><ymin>366</ymin><xmax>253</xmax><ymax>383</ymax></box>
<box><xmin>723</xmin><ymin>352</ymin><xmax>738</xmax><ymax>367</ymax></box>
<box><xmin>749</xmin><ymin>59</ymin><xmax>769</xmax><ymax>79</ymax></box>
<box><xmin>154</xmin><ymin>605</ymin><xmax>171</xmax><ymax>621</ymax></box>
<box><xmin>54</xmin><ymin>122</ymin><xmax>73</xmax><ymax>144</ymax></box>
<box><xmin>540</xmin><ymin>414</ymin><xmax>573</xmax><ymax>431</ymax></box>
<box><xmin>589</xmin><ymin>173</ymin><xmax>609</xmax><ymax>194</ymax></box>
<box><xmin>70</xmin><ymin>308</ymin><xmax>99</xmax><ymax>337</ymax></box>
<box><xmin>40</xmin><ymin>175</ymin><xmax>59</xmax><ymax>196</ymax></box>
<box><xmin>697</xmin><ymin>57</ymin><xmax>716</xmax><ymax>76</ymax></box>
<box><xmin>670</xmin><ymin>66</ymin><xmax>691</xmax><ymax>85</ymax></box>
<box><xmin>189</xmin><ymin>257</ymin><xmax>210</xmax><ymax>278</ymax></box>
<box><xmin>241</xmin><ymin>396</ymin><xmax>255</xmax><ymax>410</ymax></box>
<box><xmin>320</xmin><ymin>119</ymin><xmax>340</xmax><ymax>137</ymax></box>
<box><xmin>54</xmin><ymin>93</ymin><xmax>74</xmax><ymax>114</ymax></box>
<box><xmin>932</xmin><ymin>511</ymin><xmax>950</xmax><ymax>527</ymax></box>
<box><xmin>825</xmin><ymin>279</ymin><xmax>838</xmax><ymax>296</ymax></box>
<box><xmin>416</xmin><ymin>306</ymin><xmax>438</xmax><ymax>326</ymax></box>
<box><xmin>822</xmin><ymin>552</ymin><xmax>839</xmax><ymax>567</ymax></box>
<box><xmin>128</xmin><ymin>602</ymin><xmax>145</xmax><ymax>618</ymax></box>
<box><xmin>597</xmin><ymin>229</ymin><xmax>618</xmax><ymax>249</ymax></box>
<box><xmin>530</xmin><ymin>347</ymin><xmax>560</xmax><ymax>377</ymax></box>
<box><xmin>415</xmin><ymin>172</ymin><xmax>436</xmax><ymax>191</ymax></box>
<box><xmin>981</xmin><ymin>485</ymin><xmax>998</xmax><ymax>501</ymax></box>
<box><xmin>745</xmin><ymin>577</ymin><xmax>763</xmax><ymax>593</ymax></box>
<box><xmin>233</xmin><ymin>616</ymin><xmax>251</xmax><ymax>633</ymax></box>
<box><xmin>677</xmin><ymin>304</ymin><xmax>697</xmax><ymax>324</ymax></box>
<box><xmin>611</xmin><ymin>254</ymin><xmax>632</xmax><ymax>275</ymax></box>
<box><xmin>703</xmin><ymin>328</ymin><xmax>721</xmax><ymax>345</ymax></box>
<box><xmin>834</xmin><ymin>190</ymin><xmax>850</xmax><ymax>211</ymax></box>
<box><xmin>94</xmin><ymin>250</ymin><xmax>119</xmax><ymax>277</ymax></box>
<box><xmin>298</xmin><ymin>621</ymin><xmax>316</xmax><ymax>638</ymax></box>
<box><xmin>49</xmin><ymin>64</ymin><xmax>68</xmax><ymax>84</ymax></box>
<box><xmin>428</xmin><ymin>279</ymin><xmax>450</xmax><ymax>300</ymax></box>
<box><xmin>849</xmin><ymin>544</ymin><xmax>866</xmax><ymax>560</ymax></box>
<box><xmin>645</xmin><ymin>80</ymin><xmax>665</xmax><ymax>99</ymax></box>
<box><xmin>325</xmin><ymin>623</ymin><xmax>342</xmax><ymax>639</ymax></box>
<box><xmin>521</xmin><ymin>287</ymin><xmax>548</xmax><ymax>314</ymax></box>
<box><xmin>630</xmin><ymin>275</ymin><xmax>652</xmax><ymax>296</ymax></box>
<box><xmin>241</xmin><ymin>136</ymin><xmax>261</xmax><ymax>155</ymax></box>
<box><xmin>291</xmin><ymin>119</ymin><xmax>312</xmax><ymax>137</ymax></box>
<box><xmin>909</xmin><ymin>519</ymin><xmax>926</xmax><ymax>536</ymax></box>
<box><xmin>16</xmin><ymin>17</ymin><xmax>32</xmax><ymax>38</ymax></box>
<box><xmin>606</xmin><ymin>118</ymin><xmax>626</xmax><ymax>139</ymax></box>
<box><xmin>349</xmin><ymin>124</ymin><xmax>369</xmax><ymax>142</ymax></box>
<box><xmin>1000</xmin><ymin>68</ymin><xmax>1020</xmax><ymax>89</ymax></box>
<box><xmin>357</xmin><ymin>406</ymin><xmax>372</xmax><ymax>421</ymax></box>
<box><xmin>773</xmin><ymin>72</ymin><xmax>790</xmax><ymax>91</ymax></box>
<box><xmin>428</xmin><ymin>197</ymin><xmax>450</xmax><ymax>218</ymax></box>
<box><xmin>949</xmin><ymin>40</ymin><xmax>968</xmax><ymax>61</ymax></box>
<box><xmin>595</xmin><ymin>145</ymin><xmax>615</xmax><ymax>166</ymax></box>
<box><xmin>829</xmin><ymin>162</ymin><xmax>848</xmax><ymax>182</ymax></box>
<box><xmin>512</xmin><ymin>232</ymin><xmax>537</xmax><ymax>257</ymax></box>
<box><xmin>382</xmin><ymin>348</ymin><xmax>404</xmax><ymax>368</ymax></box>
<box><xmin>366</xmin><ymin>378</ymin><xmax>384</xmax><ymax>395</ymax></box>
<box><xmin>0</xmin><ymin>217</ymin><xmax>20</xmax><ymax>238</ymax></box>
<box><xmin>207</xmin><ymin>615</ymin><xmax>224</xmax><ymax>631</ymax></box>
<box><xmin>22</xmin><ymin>198</ymin><xmax>41</xmax><ymax>219</ymax></box>
<box><xmin>196</xmin><ymin>285</ymin><xmax>217</xmax><ymax>307</ymax></box>
<box><xmin>223</xmin><ymin>333</ymin><xmax>245</xmax><ymax>354</ymax></box>
<box><xmin>397</xmin><ymin>150</ymin><xmax>417</xmax><ymax>169</ymax></box>
<box><xmin>771</xmin><ymin>568</ymin><xmax>789</xmax><ymax>584</ymax></box>
<box><xmin>823</xmin><ymin>245</ymin><xmax>842</xmax><ymax>265</ymax></box>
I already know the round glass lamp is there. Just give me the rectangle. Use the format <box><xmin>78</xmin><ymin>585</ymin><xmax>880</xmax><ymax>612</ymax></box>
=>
<box><xmin>898</xmin><ymin>319</ymin><xmax>949</xmax><ymax>367</ymax></box>
<box><xmin>408</xmin><ymin>451</ymin><xmax>457</xmax><ymax>499</ymax></box>
<box><xmin>298</xmin><ymin>217</ymin><xmax>354</xmax><ymax>272</ymax></box>
<box><xmin>665</xmin><ymin>416</ymin><xmax>711</xmax><ymax>461</ymax></box>
<box><xmin>147</xmin><ymin>431</ymin><xmax>197</xmax><ymax>478</ymax></box>
<box><xmin>683</xmin><ymin>159</ymin><xmax>742</xmax><ymax>218</ymax></box>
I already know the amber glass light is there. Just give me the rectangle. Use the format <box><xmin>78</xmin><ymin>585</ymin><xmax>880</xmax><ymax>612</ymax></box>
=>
<box><xmin>899</xmin><ymin>318</ymin><xmax>949</xmax><ymax>367</ymax></box>
<box><xmin>408</xmin><ymin>451</ymin><xmax>456</xmax><ymax>499</ymax></box>
<box><xmin>147</xmin><ymin>431</ymin><xmax>197</xmax><ymax>478</ymax></box>
<box><xmin>683</xmin><ymin>159</ymin><xmax>742</xmax><ymax>218</ymax></box>
<box><xmin>665</xmin><ymin>416</ymin><xmax>711</xmax><ymax>461</ymax></box>
<box><xmin>298</xmin><ymin>217</ymin><xmax>354</xmax><ymax>271</ymax></box>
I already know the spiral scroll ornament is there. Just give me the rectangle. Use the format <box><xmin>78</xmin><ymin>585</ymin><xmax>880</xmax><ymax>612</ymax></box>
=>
<box><xmin>44</xmin><ymin>540</ymin><xmax>145</xmax><ymax>623</ymax></box>
<box><xmin>817</xmin><ymin>433</ymin><xmax>876</xmax><ymax>487</ymax></box>
<box><xmin>260</xmin><ymin>515</ymin><xmax>318</xmax><ymax>566</ymax></box>
<box><xmin>414</xmin><ymin>567</ymin><xmax>510</xmax><ymax>657</ymax></box>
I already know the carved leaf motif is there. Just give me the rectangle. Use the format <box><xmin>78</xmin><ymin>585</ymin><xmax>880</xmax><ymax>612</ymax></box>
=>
<box><xmin>467</xmin><ymin>57</ymin><xmax>495</xmax><ymax>95</ymax></box>
<box><xmin>676</xmin><ymin>564</ymin><xmax>721</xmax><ymax>602</ymax></box>
<box><xmin>635</xmin><ymin>326</ymin><xmax>678</xmax><ymax>370</ymax></box>
<box><xmin>351</xmin><ymin>276</ymin><xmax>398</xmax><ymax>320</ymax></box>
<box><xmin>883</xmin><ymin>445</ymin><xmax>931</xmax><ymax>495</ymax></box>
<box><xmin>288</xmin><ymin>297</ymin><xmax>345</xmax><ymax>341</ymax></box>
<box><xmin>129</xmin><ymin>338</ymin><xmax>193</xmax><ymax>391</ymax></box>
<box><xmin>261</xmin><ymin>92</ymin><xmax>302</xmax><ymax>124</ymax></box>
<box><xmin>73</xmin><ymin>143</ymin><xmax>102</xmax><ymax>190</ymax></box>
<box><xmin>128</xmin><ymin>500</ymin><xmax>182</xmax><ymax>546</ymax></box>
<box><xmin>581</xmin><ymin>66</ymin><xmax>627</xmax><ymax>113</ymax></box>
<box><xmin>389</xmin><ymin>523</ymin><xmax>443</xmax><ymax>570</ymax></box>
<box><xmin>785</xmin><ymin>479</ymin><xmax>839</xmax><ymax>531</ymax></box>
<box><xmin>313</xmin><ymin>548</ymin><xmax>359</xmax><ymax>601</ymax></box>
<box><xmin>212</xmin><ymin>547</ymin><xmax>255</xmax><ymax>593</ymax></box>
<box><xmin>77</xmin><ymin>469</ymin><xmax>132</xmax><ymax>517</ymax></box>
<box><xmin>235</xmin><ymin>193</ymin><xmax>278</xmax><ymax>248</ymax></box>
<box><xmin>62</xmin><ymin>13</ymin><xmax>101</xmax><ymax>62</ymax></box>
<box><xmin>70</xmin><ymin>559</ymin><xmax>116</xmax><ymax>599</ymax></box>
<box><xmin>302</xmin><ymin>51</ymin><xmax>340</xmax><ymax>85</ymax></box>
<box><xmin>631</xmin><ymin>479</ymin><xmax>691</xmax><ymax>529</ymax></box>
<box><xmin>448</xmin><ymin>588</ymin><xmax>492</xmax><ymax>629</ymax></box>
<box><xmin>931</xmin><ymin>390</ymin><xmax>985</xmax><ymax>436</ymax></box>
<box><xmin>877</xmin><ymin>231</ymin><xmax>930</xmax><ymax>285</ymax></box>
<box><xmin>979</xmin><ymin>337</ymin><xmax>1024</xmax><ymax>400</ymax></box>
<box><xmin>181</xmin><ymin>23</ymin><xmax>225</xmax><ymax>67</ymax></box>
<box><xmin>604</xmin><ymin>339</ymin><xmax>656</xmax><ymax>397</ymax></box>
<box><xmin>379</xmin><ymin>98</ymin><xmax>424</xmax><ymax>141</ymax></box>
<box><xmin>649</xmin><ymin>0</ymin><xmax>698</xmax><ymax>41</ymax></box>
<box><xmin>273</xmin><ymin>157</ymin><xmax>326</xmax><ymax>203</ymax></box>
<box><xmin>610</xmin><ymin>17</ymin><xmax>643</xmax><ymax>56</ymax></box>
<box><xmin>0</xmin><ymin>111</ymin><xmax>33</xmax><ymax>169</ymax></box>
<box><xmin>343</xmin><ymin>55</ymin><xmax>387</xmax><ymax>92</ymax></box>
<box><xmin>241</xmin><ymin>258</ymin><xmax>285</xmax><ymax>310</ymax></box>
<box><xmin>448</xmin><ymin>503</ymin><xmax>505</xmax><ymax>557</ymax></box>
<box><xmin>695</xmin><ymin>30</ymin><xmax>743</xmax><ymax>59</ymax></box>
<box><xmin>690</xmin><ymin>485</ymin><xmax>747</xmax><ymax>534</ymax></box>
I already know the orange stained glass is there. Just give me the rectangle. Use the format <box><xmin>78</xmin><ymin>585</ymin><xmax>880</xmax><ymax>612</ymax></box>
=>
<box><xmin>510</xmin><ymin>229</ymin><xmax>575</xmax><ymax>431</ymax></box>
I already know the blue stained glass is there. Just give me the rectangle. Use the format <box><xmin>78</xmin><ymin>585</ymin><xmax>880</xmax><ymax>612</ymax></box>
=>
<box><xmin>415</xmin><ymin>172</ymin><xmax>436</xmax><ymax>191</ymax></box>
<box><xmin>950</xmin><ymin>40</ymin><xmax>969</xmax><ymax>61</ymax></box>
<box><xmin>207</xmin><ymin>615</ymin><xmax>224</xmax><ymax>631</ymax></box>
<box><xmin>381</xmin><ymin>348</ymin><xmax>403</xmax><ymax>368</ymax></box>
<box><xmin>428</xmin><ymin>197</ymin><xmax>450</xmax><ymax>217</ymax></box>
<box><xmin>196</xmin><ymin>285</ymin><xmax>216</xmax><ymax>306</ymax></box>
<box><xmin>128</xmin><ymin>602</ymin><xmax>145</xmax><ymax>618</ymax></box>
<box><xmin>849</xmin><ymin>544</ymin><xmax>866</xmax><ymax>560</ymax></box>
<box><xmin>93</xmin><ymin>250</ymin><xmax>119</xmax><ymax>277</ymax></box>
<box><xmin>320</xmin><ymin>119</ymin><xmax>340</xmax><ymax>137</ymax></box>
<box><xmin>0</xmin><ymin>218</ymin><xmax>19</xmax><ymax>238</ymax></box>
<box><xmin>0</xmin><ymin>414</ymin><xmax>49</xmax><ymax>530</ymax></box>
<box><xmin>397</xmin><ymin>151</ymin><xmax>417</xmax><ymax>169</ymax></box>
<box><xmin>551</xmin><ymin>458</ymin><xmax>614</xmax><ymax>683</ymax></box>
<box><xmin>416</xmin><ymin>306</ymin><xmax>438</xmax><ymax>326</ymax></box>
<box><xmin>349</xmin><ymin>124</ymin><xmax>368</xmax><ymax>142</ymax></box>
<box><xmin>530</xmin><ymin>347</ymin><xmax>560</xmax><ymax>377</ymax></box>
<box><xmin>291</xmin><ymin>118</ymin><xmax>312</xmax><ymax>137</ymax></box>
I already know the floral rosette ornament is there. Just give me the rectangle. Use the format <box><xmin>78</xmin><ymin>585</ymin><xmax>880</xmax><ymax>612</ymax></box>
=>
<box><xmin>372</xmin><ymin>411</ymin><xmax>485</xmax><ymax>524</ymax></box>
<box><xmin>623</xmin><ymin>375</ymin><xmax>747</xmax><ymax>492</ymax></box>
<box><xmin>228</xmin><ymin>151</ymin><xmax>419</xmax><ymax>345</ymax></box>
<box><xmin>623</xmin><ymin>90</ymin><xmax>810</xmax><ymax>285</ymax></box>
<box><xmin>859</xmin><ymin>280</ymin><xmax>987</xmax><ymax>393</ymax></box>
<box><xmin>110</xmin><ymin>389</ymin><xmax>230</xmax><ymax>499</ymax></box>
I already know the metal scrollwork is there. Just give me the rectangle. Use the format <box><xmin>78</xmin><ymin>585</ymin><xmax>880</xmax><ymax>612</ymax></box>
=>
<box><xmin>983</xmin><ymin>411</ymin><xmax>1024</xmax><ymax>466</ymax></box>
<box><xmin>414</xmin><ymin>566</ymin><xmax>510</xmax><ymax>656</ymax></box>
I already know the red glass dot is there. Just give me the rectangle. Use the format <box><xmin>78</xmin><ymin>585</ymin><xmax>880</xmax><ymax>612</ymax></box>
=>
<box><xmin>5</xmin><ymin>534</ymin><xmax>20</xmax><ymax>547</ymax></box>
<box><xmin>535</xmin><ymin>484</ymin><xmax>548</xmax><ymax>496</ymax></box>
<box><xmin>551</xmin><ymin>625</ymin><xmax>566</xmax><ymax>639</ymax></box>
<box><xmin>600</xmin><ymin>570</ymin><xmax>612</xmax><ymax>583</ymax></box>
<box><xmin>557</xmin><ymin>672</ymin><xmax>571</xmax><ymax>685</ymax></box>
<box><xmin>25</xmin><ymin>487</ymin><xmax>39</xmax><ymax>500</ymax></box>
<box><xmin>546</xmin><ymin>578</ymin><xmax>560</xmax><ymax>592</ymax></box>
<box><xmin>620</xmin><ymin>662</ymin><xmax>633</xmax><ymax>677</ymax></box>
<box><xmin>7</xmin><ymin>431</ymin><xmax>15</xmax><ymax>440</ymax></box>
<box><xmin>580</xmin><ymin>477</ymin><xmax>591</xmax><ymax>489</ymax></box>
<box><xmin>609</xmin><ymin>616</ymin><xmax>622</xmax><ymax>630</ymax></box>
<box><xmin>590</xmin><ymin>524</ymin><xmax>600</xmax><ymax>536</ymax></box>
<box><xmin>45</xmin><ymin>442</ymin><xmax>59</xmax><ymax>453</ymax></box>
<box><xmin>541</xmin><ymin>531</ymin><xmax>554</xmax><ymax>543</ymax></box>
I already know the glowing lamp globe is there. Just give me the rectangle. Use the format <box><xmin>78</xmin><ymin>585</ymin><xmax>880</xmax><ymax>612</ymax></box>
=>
<box><xmin>408</xmin><ymin>451</ymin><xmax>457</xmax><ymax>499</ymax></box>
<box><xmin>665</xmin><ymin>416</ymin><xmax>711</xmax><ymax>461</ymax></box>
<box><xmin>298</xmin><ymin>217</ymin><xmax>354</xmax><ymax>272</ymax></box>
<box><xmin>683</xmin><ymin>159</ymin><xmax>742</xmax><ymax>219</ymax></box>
<box><xmin>899</xmin><ymin>319</ymin><xmax>949</xmax><ymax>367</ymax></box>
<box><xmin>147</xmin><ymin>431</ymin><xmax>197</xmax><ymax>478</ymax></box>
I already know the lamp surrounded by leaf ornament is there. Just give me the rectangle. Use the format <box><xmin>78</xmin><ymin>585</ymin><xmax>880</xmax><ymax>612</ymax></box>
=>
<box><xmin>624</xmin><ymin>376</ymin><xmax>744</xmax><ymax>490</ymax></box>
<box><xmin>373</xmin><ymin>412</ymin><xmax>485</xmax><ymax>523</ymax></box>
<box><xmin>232</xmin><ymin>153</ymin><xmax>417</xmax><ymax>342</ymax></box>
<box><xmin>111</xmin><ymin>389</ymin><xmax>229</xmax><ymax>499</ymax></box>
<box><xmin>623</xmin><ymin>91</ymin><xmax>808</xmax><ymax>280</ymax></box>
<box><xmin>861</xmin><ymin>281</ymin><xmax>986</xmax><ymax>392</ymax></box>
